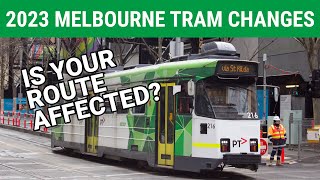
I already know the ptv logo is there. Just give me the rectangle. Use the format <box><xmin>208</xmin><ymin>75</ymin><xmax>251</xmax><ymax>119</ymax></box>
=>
<box><xmin>232</xmin><ymin>138</ymin><xmax>247</xmax><ymax>147</ymax></box>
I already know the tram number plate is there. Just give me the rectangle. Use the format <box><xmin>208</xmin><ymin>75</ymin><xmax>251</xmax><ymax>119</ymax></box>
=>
<box><xmin>207</xmin><ymin>123</ymin><xmax>215</xmax><ymax>129</ymax></box>
<box><xmin>161</xmin><ymin>154</ymin><xmax>171</xmax><ymax>160</ymax></box>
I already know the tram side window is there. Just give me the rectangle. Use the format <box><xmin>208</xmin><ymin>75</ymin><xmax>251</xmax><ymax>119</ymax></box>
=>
<box><xmin>195</xmin><ymin>82</ymin><xmax>215</xmax><ymax>118</ymax></box>
<box><xmin>133</xmin><ymin>105</ymin><xmax>145</xmax><ymax>114</ymax></box>
<box><xmin>103</xmin><ymin>100</ymin><xmax>113</xmax><ymax>114</ymax></box>
<box><xmin>132</xmin><ymin>91</ymin><xmax>146</xmax><ymax>114</ymax></box>
<box><xmin>116</xmin><ymin>97</ymin><xmax>129</xmax><ymax>114</ymax></box>
<box><xmin>76</xmin><ymin>95</ymin><xmax>87</xmax><ymax>113</ymax></box>
<box><xmin>178</xmin><ymin>82</ymin><xmax>193</xmax><ymax>114</ymax></box>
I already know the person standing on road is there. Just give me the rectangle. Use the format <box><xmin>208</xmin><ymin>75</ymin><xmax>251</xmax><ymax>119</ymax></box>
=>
<box><xmin>268</xmin><ymin>116</ymin><xmax>287</xmax><ymax>166</ymax></box>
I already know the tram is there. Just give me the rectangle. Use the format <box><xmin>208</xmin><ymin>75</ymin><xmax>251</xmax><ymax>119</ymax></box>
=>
<box><xmin>51</xmin><ymin>42</ymin><xmax>261</xmax><ymax>172</ymax></box>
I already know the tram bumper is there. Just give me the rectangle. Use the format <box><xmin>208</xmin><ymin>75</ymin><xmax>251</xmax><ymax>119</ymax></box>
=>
<box><xmin>223</xmin><ymin>154</ymin><xmax>261</xmax><ymax>164</ymax></box>
<box><xmin>223</xmin><ymin>154</ymin><xmax>261</xmax><ymax>171</ymax></box>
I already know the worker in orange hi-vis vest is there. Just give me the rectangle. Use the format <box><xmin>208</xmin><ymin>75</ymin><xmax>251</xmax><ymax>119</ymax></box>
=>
<box><xmin>268</xmin><ymin>116</ymin><xmax>287</xmax><ymax>166</ymax></box>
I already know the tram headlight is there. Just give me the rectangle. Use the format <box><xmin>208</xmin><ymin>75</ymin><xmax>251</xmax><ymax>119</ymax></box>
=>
<box><xmin>250</xmin><ymin>139</ymin><xmax>258</xmax><ymax>152</ymax></box>
<box><xmin>220</xmin><ymin>138</ymin><xmax>230</xmax><ymax>152</ymax></box>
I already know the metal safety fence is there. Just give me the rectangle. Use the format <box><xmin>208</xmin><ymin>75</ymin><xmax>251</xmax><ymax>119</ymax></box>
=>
<box><xmin>287</xmin><ymin>118</ymin><xmax>320</xmax><ymax>161</ymax></box>
<box><xmin>260</xmin><ymin>117</ymin><xmax>319</xmax><ymax>163</ymax></box>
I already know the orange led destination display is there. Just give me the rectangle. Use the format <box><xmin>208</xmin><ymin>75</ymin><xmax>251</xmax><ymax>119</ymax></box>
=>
<box><xmin>221</xmin><ymin>64</ymin><xmax>250</xmax><ymax>73</ymax></box>
<box><xmin>215</xmin><ymin>61</ymin><xmax>258</xmax><ymax>76</ymax></box>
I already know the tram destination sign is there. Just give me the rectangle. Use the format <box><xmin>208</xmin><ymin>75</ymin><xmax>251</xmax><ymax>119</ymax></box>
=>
<box><xmin>215</xmin><ymin>61</ymin><xmax>258</xmax><ymax>77</ymax></box>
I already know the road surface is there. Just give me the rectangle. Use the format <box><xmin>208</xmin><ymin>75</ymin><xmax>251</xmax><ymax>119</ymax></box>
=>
<box><xmin>0</xmin><ymin>128</ymin><xmax>320</xmax><ymax>179</ymax></box>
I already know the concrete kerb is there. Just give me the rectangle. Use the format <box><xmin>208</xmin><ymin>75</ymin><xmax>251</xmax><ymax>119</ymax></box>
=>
<box><xmin>0</xmin><ymin>123</ymin><xmax>51</xmax><ymax>138</ymax></box>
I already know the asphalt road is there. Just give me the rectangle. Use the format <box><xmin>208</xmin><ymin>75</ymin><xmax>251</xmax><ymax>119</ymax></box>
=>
<box><xmin>0</xmin><ymin>128</ymin><xmax>320</xmax><ymax>180</ymax></box>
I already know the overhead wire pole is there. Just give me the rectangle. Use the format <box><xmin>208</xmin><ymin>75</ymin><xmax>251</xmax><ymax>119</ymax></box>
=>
<box><xmin>19</xmin><ymin>38</ymin><xmax>28</xmax><ymax>111</ymax></box>
<box><xmin>56</xmin><ymin>38</ymin><xmax>61</xmax><ymax>62</ymax></box>
<box><xmin>19</xmin><ymin>43</ymin><xmax>24</xmax><ymax>112</ymax></box>
<box><xmin>102</xmin><ymin>37</ymin><xmax>106</xmax><ymax>49</ymax></box>
<box><xmin>263</xmin><ymin>54</ymin><xmax>267</xmax><ymax>124</ymax></box>
<box><xmin>175</xmin><ymin>37</ymin><xmax>182</xmax><ymax>56</ymax></box>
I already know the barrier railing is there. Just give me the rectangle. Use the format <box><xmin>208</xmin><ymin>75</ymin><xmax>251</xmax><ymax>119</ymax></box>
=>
<box><xmin>0</xmin><ymin>111</ymin><xmax>50</xmax><ymax>133</ymax></box>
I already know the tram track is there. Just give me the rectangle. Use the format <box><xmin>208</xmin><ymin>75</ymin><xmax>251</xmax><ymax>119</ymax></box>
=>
<box><xmin>0</xmin><ymin>162</ymin><xmax>45</xmax><ymax>180</ymax></box>
<box><xmin>0</xmin><ymin>130</ymin><xmax>104</xmax><ymax>178</ymax></box>
<box><xmin>0</xmin><ymin>130</ymin><xmax>51</xmax><ymax>149</ymax></box>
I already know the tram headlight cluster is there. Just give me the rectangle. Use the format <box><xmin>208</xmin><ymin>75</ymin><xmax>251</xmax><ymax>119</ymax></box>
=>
<box><xmin>220</xmin><ymin>138</ymin><xmax>230</xmax><ymax>152</ymax></box>
<box><xmin>249</xmin><ymin>139</ymin><xmax>259</xmax><ymax>152</ymax></box>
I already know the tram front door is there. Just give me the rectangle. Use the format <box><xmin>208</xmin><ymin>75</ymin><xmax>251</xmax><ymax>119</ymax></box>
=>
<box><xmin>86</xmin><ymin>92</ymin><xmax>99</xmax><ymax>154</ymax></box>
<box><xmin>157</xmin><ymin>83</ymin><xmax>175</xmax><ymax>166</ymax></box>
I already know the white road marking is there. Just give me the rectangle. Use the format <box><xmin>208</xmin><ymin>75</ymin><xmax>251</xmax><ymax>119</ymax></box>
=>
<box><xmin>4</xmin><ymin>162</ymin><xmax>38</xmax><ymax>165</ymax></box>
<box><xmin>58</xmin><ymin>173</ymin><xmax>148</xmax><ymax>179</ymax></box>
<box><xmin>73</xmin><ymin>165</ymin><xmax>111</xmax><ymax>169</ymax></box>
<box><xmin>104</xmin><ymin>173</ymin><xmax>148</xmax><ymax>177</ymax></box>
<box><xmin>59</xmin><ymin>176</ymin><xmax>90</xmax><ymax>179</ymax></box>
<box><xmin>26</xmin><ymin>168</ymin><xmax>57</xmax><ymax>172</ymax></box>
<box><xmin>245</xmin><ymin>169</ymin><xmax>320</xmax><ymax>175</ymax></box>
<box><xmin>0</xmin><ymin>176</ymin><xmax>25</xmax><ymax>179</ymax></box>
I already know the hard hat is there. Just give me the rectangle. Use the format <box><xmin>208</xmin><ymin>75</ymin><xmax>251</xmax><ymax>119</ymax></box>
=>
<box><xmin>273</xmin><ymin>116</ymin><xmax>281</xmax><ymax>121</ymax></box>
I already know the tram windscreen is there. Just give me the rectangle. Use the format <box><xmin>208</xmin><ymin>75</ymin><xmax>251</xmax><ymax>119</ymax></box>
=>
<box><xmin>195</xmin><ymin>77</ymin><xmax>258</xmax><ymax>120</ymax></box>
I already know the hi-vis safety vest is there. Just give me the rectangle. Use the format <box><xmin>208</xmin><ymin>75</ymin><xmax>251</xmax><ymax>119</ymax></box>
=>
<box><xmin>268</xmin><ymin>124</ymin><xmax>286</xmax><ymax>140</ymax></box>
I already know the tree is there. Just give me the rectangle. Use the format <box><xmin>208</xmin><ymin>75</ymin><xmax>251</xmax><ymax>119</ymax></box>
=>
<box><xmin>295</xmin><ymin>38</ymin><xmax>320</xmax><ymax>125</ymax></box>
<box><xmin>0</xmin><ymin>38</ymin><xmax>26</xmax><ymax>112</ymax></box>
<box><xmin>0</xmin><ymin>39</ymin><xmax>7</xmax><ymax>112</ymax></box>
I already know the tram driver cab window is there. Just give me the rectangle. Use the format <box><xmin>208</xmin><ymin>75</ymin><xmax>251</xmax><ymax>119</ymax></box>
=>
<box><xmin>178</xmin><ymin>82</ymin><xmax>193</xmax><ymax>115</ymax></box>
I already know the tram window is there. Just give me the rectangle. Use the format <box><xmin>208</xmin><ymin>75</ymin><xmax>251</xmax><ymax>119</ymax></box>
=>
<box><xmin>133</xmin><ymin>105</ymin><xmax>145</xmax><ymax>114</ymax></box>
<box><xmin>104</xmin><ymin>100</ymin><xmax>113</xmax><ymax>114</ymax></box>
<box><xmin>116</xmin><ymin>97</ymin><xmax>129</xmax><ymax>114</ymax></box>
<box><xmin>131</xmin><ymin>91</ymin><xmax>145</xmax><ymax>114</ymax></box>
<box><xmin>178</xmin><ymin>83</ymin><xmax>193</xmax><ymax>114</ymax></box>
<box><xmin>195</xmin><ymin>77</ymin><xmax>258</xmax><ymax>120</ymax></box>
<box><xmin>167</xmin><ymin>86</ymin><xmax>174</xmax><ymax>144</ymax></box>
<box><xmin>159</xmin><ymin>88</ymin><xmax>166</xmax><ymax>144</ymax></box>
<box><xmin>94</xmin><ymin>116</ymin><xmax>99</xmax><ymax>137</ymax></box>
<box><xmin>86</xmin><ymin>115</ymin><xmax>92</xmax><ymax>136</ymax></box>
<box><xmin>195</xmin><ymin>82</ymin><xmax>215</xmax><ymax>118</ymax></box>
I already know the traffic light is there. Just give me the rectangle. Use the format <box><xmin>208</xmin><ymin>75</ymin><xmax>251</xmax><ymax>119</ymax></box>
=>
<box><xmin>311</xmin><ymin>70</ymin><xmax>320</xmax><ymax>98</ymax></box>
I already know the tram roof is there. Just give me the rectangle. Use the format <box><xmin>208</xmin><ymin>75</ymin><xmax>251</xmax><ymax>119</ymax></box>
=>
<box><xmin>102</xmin><ymin>58</ymin><xmax>257</xmax><ymax>83</ymax></box>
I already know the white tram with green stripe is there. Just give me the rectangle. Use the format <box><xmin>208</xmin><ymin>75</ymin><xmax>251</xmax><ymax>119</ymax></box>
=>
<box><xmin>51</xmin><ymin>42</ymin><xmax>261</xmax><ymax>172</ymax></box>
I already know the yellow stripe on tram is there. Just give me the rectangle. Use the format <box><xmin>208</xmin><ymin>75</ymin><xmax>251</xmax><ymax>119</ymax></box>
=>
<box><xmin>192</xmin><ymin>143</ymin><xmax>220</xmax><ymax>148</ymax></box>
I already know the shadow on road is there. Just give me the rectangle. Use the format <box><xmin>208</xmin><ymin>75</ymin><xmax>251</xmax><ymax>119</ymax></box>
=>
<box><xmin>52</xmin><ymin>148</ymin><xmax>254</xmax><ymax>179</ymax></box>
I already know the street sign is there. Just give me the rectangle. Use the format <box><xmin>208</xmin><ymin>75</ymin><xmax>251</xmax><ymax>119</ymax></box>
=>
<box><xmin>260</xmin><ymin>138</ymin><xmax>268</xmax><ymax>156</ymax></box>
<box><xmin>307</xmin><ymin>128</ymin><xmax>319</xmax><ymax>143</ymax></box>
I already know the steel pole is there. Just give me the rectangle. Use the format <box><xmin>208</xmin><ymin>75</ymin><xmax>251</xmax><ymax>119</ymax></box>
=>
<box><xmin>289</xmin><ymin>121</ymin><xmax>292</xmax><ymax>148</ymax></box>
<box><xmin>298</xmin><ymin>120</ymin><xmax>301</xmax><ymax>161</ymax></box>
<box><xmin>175</xmin><ymin>37</ymin><xmax>182</xmax><ymax>56</ymax></box>
<box><xmin>102</xmin><ymin>38</ymin><xmax>105</xmax><ymax>49</ymax></box>
<box><xmin>263</xmin><ymin>54</ymin><xmax>267</xmax><ymax>124</ymax></box>
<box><xmin>56</xmin><ymin>38</ymin><xmax>61</xmax><ymax>61</ymax></box>
<box><xmin>19</xmin><ymin>45</ymin><xmax>23</xmax><ymax>110</ymax></box>
<box><xmin>289</xmin><ymin>113</ymin><xmax>293</xmax><ymax>149</ymax></box>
